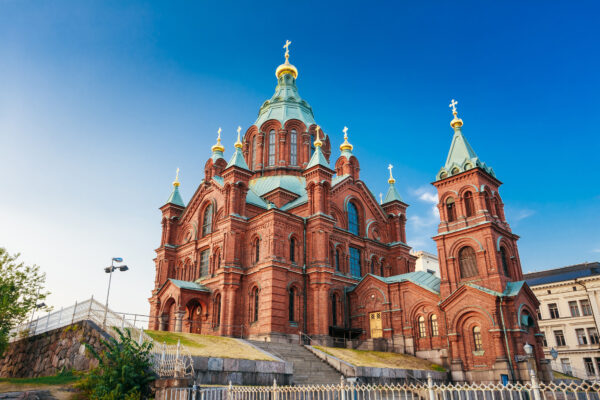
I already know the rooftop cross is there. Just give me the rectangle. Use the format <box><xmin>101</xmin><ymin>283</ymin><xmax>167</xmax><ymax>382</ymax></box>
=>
<box><xmin>388</xmin><ymin>164</ymin><xmax>395</xmax><ymax>184</ymax></box>
<box><xmin>379</xmin><ymin>193</ymin><xmax>383</xmax><ymax>205</ymax></box>
<box><xmin>314</xmin><ymin>125</ymin><xmax>323</xmax><ymax>147</ymax></box>
<box><xmin>235</xmin><ymin>126</ymin><xmax>243</xmax><ymax>148</ymax></box>
<box><xmin>343</xmin><ymin>126</ymin><xmax>348</xmax><ymax>140</ymax></box>
<box><xmin>217</xmin><ymin>127</ymin><xmax>222</xmax><ymax>140</ymax></box>
<box><xmin>173</xmin><ymin>167</ymin><xmax>180</xmax><ymax>187</ymax></box>
<box><xmin>283</xmin><ymin>40</ymin><xmax>291</xmax><ymax>57</ymax></box>
<box><xmin>449</xmin><ymin>99</ymin><xmax>458</xmax><ymax>114</ymax></box>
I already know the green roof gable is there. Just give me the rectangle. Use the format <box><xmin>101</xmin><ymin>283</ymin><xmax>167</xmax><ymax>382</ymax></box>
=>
<box><xmin>436</xmin><ymin>126</ymin><xmax>495</xmax><ymax>181</ymax></box>
<box><xmin>226</xmin><ymin>146</ymin><xmax>250</xmax><ymax>170</ymax></box>
<box><xmin>166</xmin><ymin>185</ymin><xmax>185</xmax><ymax>207</ymax></box>
<box><xmin>169</xmin><ymin>279</ymin><xmax>210</xmax><ymax>292</ymax></box>
<box><xmin>383</xmin><ymin>182</ymin><xmax>403</xmax><ymax>203</ymax></box>
<box><xmin>306</xmin><ymin>146</ymin><xmax>330</xmax><ymax>169</ymax></box>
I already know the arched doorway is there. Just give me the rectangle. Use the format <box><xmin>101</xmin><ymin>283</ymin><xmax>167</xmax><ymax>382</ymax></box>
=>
<box><xmin>161</xmin><ymin>298</ymin><xmax>176</xmax><ymax>331</ymax></box>
<box><xmin>187</xmin><ymin>300</ymin><xmax>203</xmax><ymax>334</ymax></box>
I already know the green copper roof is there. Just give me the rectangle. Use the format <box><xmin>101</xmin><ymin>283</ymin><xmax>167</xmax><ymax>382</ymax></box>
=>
<box><xmin>436</xmin><ymin>126</ymin><xmax>495</xmax><ymax>181</ymax></box>
<box><xmin>255</xmin><ymin>73</ymin><xmax>316</xmax><ymax>129</ymax></box>
<box><xmin>169</xmin><ymin>279</ymin><xmax>210</xmax><ymax>292</ymax></box>
<box><xmin>211</xmin><ymin>149</ymin><xmax>224</xmax><ymax>162</ymax></box>
<box><xmin>249</xmin><ymin>175</ymin><xmax>306</xmax><ymax>197</ymax></box>
<box><xmin>226</xmin><ymin>147</ymin><xmax>250</xmax><ymax>170</ymax></box>
<box><xmin>374</xmin><ymin>271</ymin><xmax>441</xmax><ymax>294</ymax></box>
<box><xmin>466</xmin><ymin>280</ymin><xmax>526</xmax><ymax>297</ymax></box>
<box><xmin>306</xmin><ymin>146</ymin><xmax>330</xmax><ymax>169</ymax></box>
<box><xmin>166</xmin><ymin>185</ymin><xmax>185</xmax><ymax>207</ymax></box>
<box><xmin>383</xmin><ymin>182</ymin><xmax>403</xmax><ymax>203</ymax></box>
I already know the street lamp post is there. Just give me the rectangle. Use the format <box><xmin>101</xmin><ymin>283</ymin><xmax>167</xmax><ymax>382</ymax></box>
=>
<box><xmin>102</xmin><ymin>257</ymin><xmax>129</xmax><ymax>328</ymax></box>
<box><xmin>516</xmin><ymin>343</ymin><xmax>541</xmax><ymax>400</ymax></box>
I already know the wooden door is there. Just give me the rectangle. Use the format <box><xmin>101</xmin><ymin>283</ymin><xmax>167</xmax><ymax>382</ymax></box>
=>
<box><xmin>370</xmin><ymin>312</ymin><xmax>382</xmax><ymax>338</ymax></box>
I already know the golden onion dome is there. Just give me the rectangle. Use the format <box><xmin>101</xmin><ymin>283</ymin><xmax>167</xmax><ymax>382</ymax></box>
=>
<box><xmin>314</xmin><ymin>126</ymin><xmax>323</xmax><ymax>147</ymax></box>
<box><xmin>211</xmin><ymin>127</ymin><xmax>225</xmax><ymax>153</ymax></box>
<box><xmin>449</xmin><ymin>99</ymin><xmax>463</xmax><ymax>129</ymax></box>
<box><xmin>339</xmin><ymin>126</ymin><xmax>353</xmax><ymax>152</ymax></box>
<box><xmin>276</xmin><ymin>40</ymin><xmax>298</xmax><ymax>79</ymax></box>
<box><xmin>234</xmin><ymin>126</ymin><xmax>243</xmax><ymax>149</ymax></box>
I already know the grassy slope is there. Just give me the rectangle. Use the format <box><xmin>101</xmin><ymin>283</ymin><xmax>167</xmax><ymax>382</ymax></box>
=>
<box><xmin>0</xmin><ymin>372</ymin><xmax>79</xmax><ymax>398</ymax></box>
<box><xmin>145</xmin><ymin>330</ymin><xmax>274</xmax><ymax>360</ymax></box>
<box><xmin>313</xmin><ymin>346</ymin><xmax>446</xmax><ymax>371</ymax></box>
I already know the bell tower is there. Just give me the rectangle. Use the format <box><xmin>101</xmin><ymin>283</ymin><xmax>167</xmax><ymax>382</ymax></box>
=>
<box><xmin>433</xmin><ymin>100</ymin><xmax>523</xmax><ymax>298</ymax></box>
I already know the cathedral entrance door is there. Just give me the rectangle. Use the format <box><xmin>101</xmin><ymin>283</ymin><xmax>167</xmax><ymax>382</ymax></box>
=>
<box><xmin>369</xmin><ymin>312</ymin><xmax>382</xmax><ymax>338</ymax></box>
<box><xmin>189</xmin><ymin>303</ymin><xmax>202</xmax><ymax>334</ymax></box>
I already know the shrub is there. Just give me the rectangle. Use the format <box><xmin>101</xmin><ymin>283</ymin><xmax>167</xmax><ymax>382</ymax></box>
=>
<box><xmin>76</xmin><ymin>327</ymin><xmax>155</xmax><ymax>399</ymax></box>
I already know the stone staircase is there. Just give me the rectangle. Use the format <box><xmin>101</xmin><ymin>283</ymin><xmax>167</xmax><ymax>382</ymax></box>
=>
<box><xmin>248</xmin><ymin>340</ymin><xmax>342</xmax><ymax>385</ymax></box>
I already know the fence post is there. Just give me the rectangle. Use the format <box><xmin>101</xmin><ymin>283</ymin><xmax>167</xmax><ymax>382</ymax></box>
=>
<box><xmin>427</xmin><ymin>373</ymin><xmax>435</xmax><ymax>400</ymax></box>
<box><xmin>121</xmin><ymin>314</ymin><xmax>125</xmax><ymax>330</ymax></box>
<box><xmin>228</xmin><ymin>381</ymin><xmax>233</xmax><ymax>400</ymax></box>
<box><xmin>340</xmin><ymin>375</ymin><xmax>346</xmax><ymax>400</ymax></box>
<box><xmin>87</xmin><ymin>297</ymin><xmax>93</xmax><ymax>320</ymax></box>
<box><xmin>138</xmin><ymin>328</ymin><xmax>144</xmax><ymax>345</ymax></box>
<box><xmin>57</xmin><ymin>307</ymin><xmax>63</xmax><ymax>326</ymax></box>
<box><xmin>45</xmin><ymin>312</ymin><xmax>50</xmax><ymax>330</ymax></box>
<box><xmin>272</xmin><ymin>379</ymin><xmax>278</xmax><ymax>400</ymax></box>
<box><xmin>71</xmin><ymin>300</ymin><xmax>78</xmax><ymax>324</ymax></box>
<box><xmin>176</xmin><ymin>339</ymin><xmax>180</xmax><ymax>359</ymax></box>
<box><xmin>529</xmin><ymin>362</ymin><xmax>542</xmax><ymax>400</ymax></box>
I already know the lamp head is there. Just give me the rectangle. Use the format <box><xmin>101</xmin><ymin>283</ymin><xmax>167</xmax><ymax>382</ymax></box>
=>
<box><xmin>523</xmin><ymin>342</ymin><xmax>533</xmax><ymax>356</ymax></box>
<box><xmin>104</xmin><ymin>266</ymin><xmax>113</xmax><ymax>273</ymax></box>
<box><xmin>36</xmin><ymin>302</ymin><xmax>46</xmax><ymax>308</ymax></box>
<box><xmin>118</xmin><ymin>265</ymin><xmax>129</xmax><ymax>272</ymax></box>
<box><xmin>112</xmin><ymin>257</ymin><xmax>123</xmax><ymax>263</ymax></box>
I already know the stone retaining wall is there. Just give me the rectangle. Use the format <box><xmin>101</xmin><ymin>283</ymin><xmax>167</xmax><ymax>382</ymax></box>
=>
<box><xmin>0</xmin><ymin>321</ymin><xmax>107</xmax><ymax>378</ymax></box>
<box><xmin>192</xmin><ymin>356</ymin><xmax>293</xmax><ymax>385</ymax></box>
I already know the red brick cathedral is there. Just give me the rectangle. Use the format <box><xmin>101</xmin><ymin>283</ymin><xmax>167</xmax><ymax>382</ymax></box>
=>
<box><xmin>149</xmin><ymin>46</ymin><xmax>550</xmax><ymax>382</ymax></box>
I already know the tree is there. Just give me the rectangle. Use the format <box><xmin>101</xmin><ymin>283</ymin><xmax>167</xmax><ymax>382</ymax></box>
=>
<box><xmin>0</xmin><ymin>247</ymin><xmax>49</xmax><ymax>355</ymax></box>
<box><xmin>76</xmin><ymin>328</ymin><xmax>155</xmax><ymax>399</ymax></box>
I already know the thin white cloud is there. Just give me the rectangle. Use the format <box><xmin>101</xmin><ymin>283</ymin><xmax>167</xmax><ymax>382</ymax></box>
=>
<box><xmin>592</xmin><ymin>248</ymin><xmax>600</xmax><ymax>253</ymax></box>
<box><xmin>411</xmin><ymin>186</ymin><xmax>439</xmax><ymax>204</ymax></box>
<box><xmin>512</xmin><ymin>209</ymin><xmax>536</xmax><ymax>222</ymax></box>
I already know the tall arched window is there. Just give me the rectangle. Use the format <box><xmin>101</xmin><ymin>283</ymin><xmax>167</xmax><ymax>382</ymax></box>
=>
<box><xmin>473</xmin><ymin>326</ymin><xmax>483</xmax><ymax>351</ymax></box>
<box><xmin>380</xmin><ymin>262</ymin><xmax>384</xmax><ymax>277</ymax></box>
<box><xmin>290</xmin><ymin>237</ymin><xmax>296</xmax><ymax>263</ymax></box>
<box><xmin>202</xmin><ymin>204</ymin><xmax>213</xmax><ymax>236</ymax></box>
<box><xmin>418</xmin><ymin>316</ymin><xmax>426</xmax><ymax>337</ymax></box>
<box><xmin>459</xmin><ymin>246</ymin><xmax>478</xmax><ymax>278</ymax></box>
<box><xmin>370</xmin><ymin>258</ymin><xmax>375</xmax><ymax>274</ymax></box>
<box><xmin>335</xmin><ymin>249</ymin><xmax>341</xmax><ymax>272</ymax></box>
<box><xmin>446</xmin><ymin>198</ymin><xmax>456</xmax><ymax>222</ymax></box>
<box><xmin>268</xmin><ymin>130</ymin><xmax>276</xmax><ymax>166</ymax></box>
<box><xmin>348</xmin><ymin>202</ymin><xmax>359</xmax><ymax>235</ymax></box>
<box><xmin>290</xmin><ymin>129</ymin><xmax>297</xmax><ymax>165</ymax></box>
<box><xmin>500</xmin><ymin>246</ymin><xmax>510</xmax><ymax>276</ymax></box>
<box><xmin>332</xmin><ymin>294</ymin><xmax>338</xmax><ymax>326</ymax></box>
<box><xmin>252</xmin><ymin>136</ymin><xmax>257</xmax><ymax>169</ymax></box>
<box><xmin>289</xmin><ymin>288</ymin><xmax>295</xmax><ymax>321</ymax></box>
<box><xmin>464</xmin><ymin>191</ymin><xmax>475</xmax><ymax>217</ymax></box>
<box><xmin>254</xmin><ymin>238</ymin><xmax>260</xmax><ymax>263</ymax></box>
<box><xmin>214</xmin><ymin>294</ymin><xmax>221</xmax><ymax>327</ymax></box>
<box><xmin>430</xmin><ymin>315</ymin><xmax>439</xmax><ymax>337</ymax></box>
<box><xmin>253</xmin><ymin>288</ymin><xmax>259</xmax><ymax>322</ymax></box>
<box><xmin>484</xmin><ymin>192</ymin><xmax>492</xmax><ymax>213</ymax></box>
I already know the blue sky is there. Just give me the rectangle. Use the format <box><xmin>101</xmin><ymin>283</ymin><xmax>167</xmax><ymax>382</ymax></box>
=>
<box><xmin>1</xmin><ymin>1</ymin><xmax>599</xmax><ymax>317</ymax></box>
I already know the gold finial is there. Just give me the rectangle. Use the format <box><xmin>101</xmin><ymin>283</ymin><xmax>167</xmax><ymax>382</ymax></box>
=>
<box><xmin>379</xmin><ymin>193</ymin><xmax>383</xmax><ymax>205</ymax></box>
<box><xmin>449</xmin><ymin>99</ymin><xmax>463</xmax><ymax>129</ymax></box>
<box><xmin>211</xmin><ymin>127</ymin><xmax>225</xmax><ymax>153</ymax></box>
<box><xmin>340</xmin><ymin>126</ymin><xmax>353</xmax><ymax>152</ymax></box>
<box><xmin>275</xmin><ymin>40</ymin><xmax>298</xmax><ymax>79</ymax></box>
<box><xmin>234</xmin><ymin>126</ymin><xmax>243</xmax><ymax>149</ymax></box>
<box><xmin>314</xmin><ymin>125</ymin><xmax>323</xmax><ymax>147</ymax></box>
<box><xmin>388</xmin><ymin>164</ymin><xmax>396</xmax><ymax>184</ymax></box>
<box><xmin>173</xmin><ymin>168</ymin><xmax>181</xmax><ymax>187</ymax></box>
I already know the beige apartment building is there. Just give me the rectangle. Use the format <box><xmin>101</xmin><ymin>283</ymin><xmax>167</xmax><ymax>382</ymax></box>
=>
<box><xmin>525</xmin><ymin>262</ymin><xmax>600</xmax><ymax>379</ymax></box>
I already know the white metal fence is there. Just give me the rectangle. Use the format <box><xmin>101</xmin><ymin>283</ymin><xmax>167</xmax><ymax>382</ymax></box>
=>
<box><xmin>10</xmin><ymin>297</ymin><xmax>194</xmax><ymax>378</ymax></box>
<box><xmin>164</xmin><ymin>378</ymin><xmax>600</xmax><ymax>400</ymax></box>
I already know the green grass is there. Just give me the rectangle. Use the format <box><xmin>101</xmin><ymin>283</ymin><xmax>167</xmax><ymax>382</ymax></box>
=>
<box><xmin>0</xmin><ymin>370</ymin><xmax>79</xmax><ymax>386</ymax></box>
<box><xmin>145</xmin><ymin>330</ymin><xmax>274</xmax><ymax>360</ymax></box>
<box><xmin>553</xmin><ymin>370</ymin><xmax>578</xmax><ymax>380</ymax></box>
<box><xmin>313</xmin><ymin>346</ymin><xmax>446</xmax><ymax>372</ymax></box>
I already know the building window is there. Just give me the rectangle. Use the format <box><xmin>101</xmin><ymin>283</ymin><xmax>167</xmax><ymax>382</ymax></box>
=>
<box><xmin>458</xmin><ymin>246</ymin><xmax>478</xmax><ymax>278</ymax></box>
<box><xmin>430</xmin><ymin>315</ymin><xmax>439</xmax><ymax>337</ymax></box>
<box><xmin>484</xmin><ymin>192</ymin><xmax>492</xmax><ymax>213</ymax></box>
<box><xmin>332</xmin><ymin>294</ymin><xmax>338</xmax><ymax>326</ymax></box>
<box><xmin>561</xmin><ymin>358</ymin><xmax>573</xmax><ymax>376</ymax></box>
<box><xmin>576</xmin><ymin>328</ymin><xmax>588</xmax><ymax>345</ymax></box>
<box><xmin>537</xmin><ymin>309</ymin><xmax>542</xmax><ymax>320</ymax></box>
<box><xmin>289</xmin><ymin>288</ymin><xmax>296</xmax><ymax>322</ymax></box>
<box><xmin>555</xmin><ymin>330</ymin><xmax>566</xmax><ymax>346</ymax></box>
<box><xmin>202</xmin><ymin>204</ymin><xmax>213</xmax><ymax>237</ymax></box>
<box><xmin>464</xmin><ymin>191</ymin><xmax>475</xmax><ymax>217</ymax></box>
<box><xmin>310</xmin><ymin>133</ymin><xmax>315</xmax><ymax>157</ymax></box>
<box><xmin>589</xmin><ymin>328</ymin><xmax>599</xmax><ymax>345</ymax></box>
<box><xmin>214</xmin><ymin>294</ymin><xmax>221</xmax><ymax>327</ymax></box>
<box><xmin>446</xmin><ymin>198</ymin><xmax>456</xmax><ymax>222</ymax></box>
<box><xmin>290</xmin><ymin>237</ymin><xmax>296</xmax><ymax>263</ymax></box>
<box><xmin>199</xmin><ymin>250</ymin><xmax>210</xmax><ymax>278</ymax></box>
<box><xmin>252</xmin><ymin>288</ymin><xmax>259</xmax><ymax>322</ymax></box>
<box><xmin>268</xmin><ymin>130</ymin><xmax>276</xmax><ymax>166</ymax></box>
<box><xmin>349</xmin><ymin>247</ymin><xmax>361</xmax><ymax>277</ymax></box>
<box><xmin>500</xmin><ymin>247</ymin><xmax>510</xmax><ymax>276</ymax></box>
<box><xmin>541</xmin><ymin>333</ymin><xmax>548</xmax><ymax>347</ymax></box>
<box><xmin>473</xmin><ymin>326</ymin><xmax>483</xmax><ymax>351</ymax></box>
<box><xmin>348</xmin><ymin>202</ymin><xmax>360</xmax><ymax>235</ymax></box>
<box><xmin>252</xmin><ymin>136</ymin><xmax>257</xmax><ymax>169</ymax></box>
<box><xmin>418</xmin><ymin>316</ymin><xmax>426</xmax><ymax>338</ymax></box>
<box><xmin>584</xmin><ymin>358</ymin><xmax>596</xmax><ymax>377</ymax></box>
<box><xmin>548</xmin><ymin>303</ymin><xmax>560</xmax><ymax>319</ymax></box>
<box><xmin>254</xmin><ymin>238</ymin><xmax>260</xmax><ymax>263</ymax></box>
<box><xmin>370</xmin><ymin>258</ymin><xmax>375</xmax><ymax>275</ymax></box>
<box><xmin>290</xmin><ymin>129</ymin><xmax>297</xmax><ymax>165</ymax></box>
<box><xmin>569</xmin><ymin>301</ymin><xmax>580</xmax><ymax>317</ymax></box>
<box><xmin>335</xmin><ymin>249</ymin><xmax>341</xmax><ymax>272</ymax></box>
<box><xmin>595</xmin><ymin>359</ymin><xmax>600</xmax><ymax>377</ymax></box>
<box><xmin>581</xmin><ymin>299</ymin><xmax>593</xmax><ymax>316</ymax></box>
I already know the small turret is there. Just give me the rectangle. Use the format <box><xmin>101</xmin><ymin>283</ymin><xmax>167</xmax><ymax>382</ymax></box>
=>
<box><xmin>223</xmin><ymin>127</ymin><xmax>252</xmax><ymax>217</ymax></box>
<box><xmin>205</xmin><ymin>128</ymin><xmax>228</xmax><ymax>180</ymax></box>
<box><xmin>303</xmin><ymin>126</ymin><xmax>333</xmax><ymax>215</ymax></box>
<box><xmin>160</xmin><ymin>168</ymin><xmax>185</xmax><ymax>246</ymax></box>
<box><xmin>334</xmin><ymin>127</ymin><xmax>360</xmax><ymax>180</ymax></box>
<box><xmin>381</xmin><ymin>164</ymin><xmax>408</xmax><ymax>243</ymax></box>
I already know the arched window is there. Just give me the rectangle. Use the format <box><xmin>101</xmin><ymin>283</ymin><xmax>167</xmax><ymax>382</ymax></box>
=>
<box><xmin>370</xmin><ymin>258</ymin><xmax>375</xmax><ymax>275</ymax></box>
<box><xmin>473</xmin><ymin>326</ymin><xmax>483</xmax><ymax>351</ymax></box>
<box><xmin>332</xmin><ymin>294</ymin><xmax>338</xmax><ymax>326</ymax></box>
<box><xmin>214</xmin><ymin>294</ymin><xmax>221</xmax><ymax>327</ymax></box>
<box><xmin>464</xmin><ymin>191</ymin><xmax>475</xmax><ymax>217</ymax></box>
<box><xmin>459</xmin><ymin>246</ymin><xmax>478</xmax><ymax>278</ymax></box>
<box><xmin>254</xmin><ymin>238</ymin><xmax>260</xmax><ymax>263</ymax></box>
<box><xmin>430</xmin><ymin>315</ymin><xmax>439</xmax><ymax>337</ymax></box>
<box><xmin>290</xmin><ymin>237</ymin><xmax>296</xmax><ymax>263</ymax></box>
<box><xmin>202</xmin><ymin>204</ymin><xmax>213</xmax><ymax>236</ymax></box>
<box><xmin>500</xmin><ymin>246</ymin><xmax>510</xmax><ymax>276</ymax></box>
<box><xmin>380</xmin><ymin>262</ymin><xmax>384</xmax><ymax>277</ymax></box>
<box><xmin>348</xmin><ymin>202</ymin><xmax>359</xmax><ymax>235</ymax></box>
<box><xmin>446</xmin><ymin>198</ymin><xmax>456</xmax><ymax>222</ymax></box>
<box><xmin>290</xmin><ymin>129</ymin><xmax>297</xmax><ymax>165</ymax></box>
<box><xmin>268</xmin><ymin>130</ymin><xmax>276</xmax><ymax>166</ymax></box>
<box><xmin>253</xmin><ymin>288</ymin><xmax>259</xmax><ymax>322</ymax></box>
<box><xmin>252</xmin><ymin>136</ymin><xmax>257</xmax><ymax>169</ymax></box>
<box><xmin>418</xmin><ymin>316</ymin><xmax>426</xmax><ymax>338</ymax></box>
<box><xmin>289</xmin><ymin>288</ymin><xmax>295</xmax><ymax>322</ymax></box>
<box><xmin>335</xmin><ymin>249</ymin><xmax>341</xmax><ymax>272</ymax></box>
<box><xmin>484</xmin><ymin>192</ymin><xmax>492</xmax><ymax>213</ymax></box>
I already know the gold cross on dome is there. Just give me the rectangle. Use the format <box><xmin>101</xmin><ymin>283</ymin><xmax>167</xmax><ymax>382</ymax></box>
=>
<box><xmin>237</xmin><ymin>126</ymin><xmax>242</xmax><ymax>140</ymax></box>
<box><xmin>449</xmin><ymin>99</ymin><xmax>458</xmax><ymax>113</ymax></box>
<box><xmin>283</xmin><ymin>40</ymin><xmax>292</xmax><ymax>56</ymax></box>
<box><xmin>343</xmin><ymin>126</ymin><xmax>348</xmax><ymax>139</ymax></box>
<box><xmin>379</xmin><ymin>193</ymin><xmax>383</xmax><ymax>205</ymax></box>
<box><xmin>175</xmin><ymin>167</ymin><xmax>180</xmax><ymax>181</ymax></box>
<box><xmin>217</xmin><ymin>127</ymin><xmax>222</xmax><ymax>140</ymax></box>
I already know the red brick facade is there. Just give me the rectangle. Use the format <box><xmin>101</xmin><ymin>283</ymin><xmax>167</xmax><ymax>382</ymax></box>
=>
<box><xmin>148</xmin><ymin>58</ymin><xmax>550</xmax><ymax>382</ymax></box>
